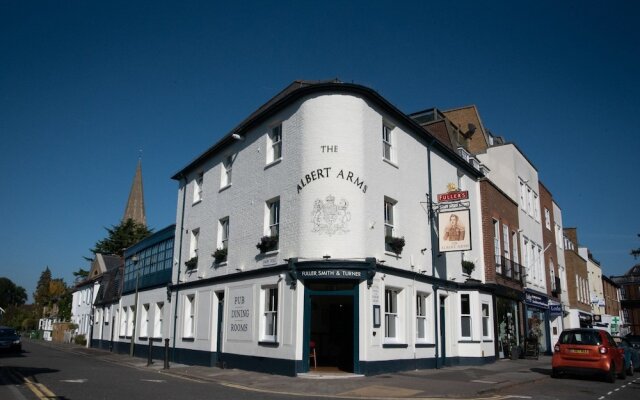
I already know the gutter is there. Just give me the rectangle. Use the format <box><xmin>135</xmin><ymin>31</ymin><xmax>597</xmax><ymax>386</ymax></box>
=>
<box><xmin>171</xmin><ymin>175</ymin><xmax>187</xmax><ymax>361</ymax></box>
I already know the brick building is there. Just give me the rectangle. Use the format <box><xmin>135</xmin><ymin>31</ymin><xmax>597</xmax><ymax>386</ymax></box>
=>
<box><xmin>563</xmin><ymin>228</ymin><xmax>592</xmax><ymax>328</ymax></box>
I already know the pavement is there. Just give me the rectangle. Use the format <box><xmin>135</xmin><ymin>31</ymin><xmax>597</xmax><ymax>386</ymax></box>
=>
<box><xmin>28</xmin><ymin>339</ymin><xmax>552</xmax><ymax>399</ymax></box>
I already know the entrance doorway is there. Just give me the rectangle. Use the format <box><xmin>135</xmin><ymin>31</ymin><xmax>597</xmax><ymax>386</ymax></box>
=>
<box><xmin>304</xmin><ymin>282</ymin><xmax>358</xmax><ymax>373</ymax></box>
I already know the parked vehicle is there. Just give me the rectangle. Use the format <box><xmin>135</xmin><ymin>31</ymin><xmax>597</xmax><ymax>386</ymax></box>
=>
<box><xmin>613</xmin><ymin>336</ymin><xmax>640</xmax><ymax>376</ymax></box>
<box><xmin>552</xmin><ymin>328</ymin><xmax>625</xmax><ymax>383</ymax></box>
<box><xmin>625</xmin><ymin>334</ymin><xmax>640</xmax><ymax>350</ymax></box>
<box><xmin>0</xmin><ymin>326</ymin><xmax>22</xmax><ymax>354</ymax></box>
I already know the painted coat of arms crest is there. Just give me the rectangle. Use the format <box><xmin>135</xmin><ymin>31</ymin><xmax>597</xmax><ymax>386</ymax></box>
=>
<box><xmin>312</xmin><ymin>194</ymin><xmax>351</xmax><ymax>235</ymax></box>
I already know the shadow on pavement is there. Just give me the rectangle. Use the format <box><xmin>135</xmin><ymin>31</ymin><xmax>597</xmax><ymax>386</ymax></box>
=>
<box><xmin>0</xmin><ymin>365</ymin><xmax>59</xmax><ymax>386</ymax></box>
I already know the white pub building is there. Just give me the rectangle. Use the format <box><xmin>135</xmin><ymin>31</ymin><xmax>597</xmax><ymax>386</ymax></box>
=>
<box><xmin>167</xmin><ymin>80</ymin><xmax>492</xmax><ymax>375</ymax></box>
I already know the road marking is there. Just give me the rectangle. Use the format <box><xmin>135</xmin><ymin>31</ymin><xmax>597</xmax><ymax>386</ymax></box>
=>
<box><xmin>471</xmin><ymin>379</ymin><xmax>498</xmax><ymax>384</ymax></box>
<box><xmin>60</xmin><ymin>379</ymin><xmax>88</xmax><ymax>383</ymax></box>
<box><xmin>141</xmin><ymin>379</ymin><xmax>166</xmax><ymax>383</ymax></box>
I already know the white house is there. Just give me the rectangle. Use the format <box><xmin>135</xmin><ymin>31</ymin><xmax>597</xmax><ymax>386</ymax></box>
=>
<box><xmin>71</xmin><ymin>253</ymin><xmax>121</xmax><ymax>345</ymax></box>
<box><xmin>166</xmin><ymin>80</ymin><xmax>490</xmax><ymax>375</ymax></box>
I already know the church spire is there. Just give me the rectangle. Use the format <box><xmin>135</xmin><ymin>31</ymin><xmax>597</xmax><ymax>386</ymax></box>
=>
<box><xmin>123</xmin><ymin>158</ymin><xmax>146</xmax><ymax>226</ymax></box>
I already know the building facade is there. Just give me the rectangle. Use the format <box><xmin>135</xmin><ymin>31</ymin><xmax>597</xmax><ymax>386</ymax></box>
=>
<box><xmin>165</xmin><ymin>81</ymin><xmax>493</xmax><ymax>375</ymax></box>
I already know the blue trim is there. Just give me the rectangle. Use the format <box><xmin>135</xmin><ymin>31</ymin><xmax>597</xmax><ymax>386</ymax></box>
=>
<box><xmin>359</xmin><ymin>356</ymin><xmax>496</xmax><ymax>375</ymax></box>
<box><xmin>415</xmin><ymin>343</ymin><xmax>435</xmax><ymax>348</ymax></box>
<box><xmin>383</xmin><ymin>343</ymin><xmax>409</xmax><ymax>348</ymax></box>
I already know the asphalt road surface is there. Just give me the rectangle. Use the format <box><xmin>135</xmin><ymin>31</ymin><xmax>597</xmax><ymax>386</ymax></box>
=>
<box><xmin>0</xmin><ymin>341</ymin><xmax>304</xmax><ymax>400</ymax></box>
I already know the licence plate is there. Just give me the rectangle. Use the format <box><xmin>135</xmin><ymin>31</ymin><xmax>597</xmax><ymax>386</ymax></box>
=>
<box><xmin>569</xmin><ymin>349</ymin><xmax>588</xmax><ymax>354</ymax></box>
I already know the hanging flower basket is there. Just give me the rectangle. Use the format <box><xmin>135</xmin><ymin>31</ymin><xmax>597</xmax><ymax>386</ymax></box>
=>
<box><xmin>185</xmin><ymin>256</ymin><xmax>198</xmax><ymax>270</ymax></box>
<box><xmin>213</xmin><ymin>248</ymin><xmax>227</xmax><ymax>263</ymax></box>
<box><xmin>256</xmin><ymin>235</ymin><xmax>279</xmax><ymax>253</ymax></box>
<box><xmin>385</xmin><ymin>236</ymin><xmax>405</xmax><ymax>255</ymax></box>
<box><xmin>462</xmin><ymin>260</ymin><xmax>475</xmax><ymax>276</ymax></box>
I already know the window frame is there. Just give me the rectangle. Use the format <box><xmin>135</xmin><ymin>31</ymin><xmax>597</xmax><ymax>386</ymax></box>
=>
<box><xmin>221</xmin><ymin>155</ymin><xmax>233</xmax><ymax>188</ymax></box>
<box><xmin>218</xmin><ymin>217</ymin><xmax>230</xmax><ymax>250</ymax></box>
<box><xmin>267</xmin><ymin>124</ymin><xmax>282</xmax><ymax>164</ymax></box>
<box><xmin>154</xmin><ymin>302</ymin><xmax>164</xmax><ymax>338</ymax></box>
<box><xmin>140</xmin><ymin>303</ymin><xmax>149</xmax><ymax>338</ymax></box>
<box><xmin>416</xmin><ymin>292</ymin><xmax>428</xmax><ymax>342</ymax></box>
<box><xmin>267</xmin><ymin>198</ymin><xmax>280</xmax><ymax>238</ymax></box>
<box><xmin>481</xmin><ymin>302</ymin><xmax>491</xmax><ymax>338</ymax></box>
<box><xmin>193</xmin><ymin>172</ymin><xmax>204</xmax><ymax>203</ymax></box>
<box><xmin>382</xmin><ymin>122</ymin><xmax>393</xmax><ymax>162</ymax></box>
<box><xmin>384</xmin><ymin>288</ymin><xmax>400</xmax><ymax>341</ymax></box>
<box><xmin>183</xmin><ymin>294</ymin><xmax>195</xmax><ymax>338</ymax></box>
<box><xmin>460</xmin><ymin>294</ymin><xmax>472</xmax><ymax>340</ymax></box>
<box><xmin>262</xmin><ymin>286</ymin><xmax>278</xmax><ymax>342</ymax></box>
<box><xmin>384</xmin><ymin>197</ymin><xmax>397</xmax><ymax>252</ymax></box>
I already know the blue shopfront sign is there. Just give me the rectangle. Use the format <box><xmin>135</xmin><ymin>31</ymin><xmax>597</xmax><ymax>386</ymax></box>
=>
<box><xmin>549</xmin><ymin>303</ymin><xmax>563</xmax><ymax>316</ymax></box>
<box><xmin>524</xmin><ymin>291</ymin><xmax>548</xmax><ymax>309</ymax></box>
<box><xmin>298</xmin><ymin>269</ymin><xmax>367</xmax><ymax>280</ymax></box>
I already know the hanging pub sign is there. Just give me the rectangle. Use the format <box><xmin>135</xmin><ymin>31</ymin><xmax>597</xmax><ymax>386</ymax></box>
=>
<box><xmin>438</xmin><ymin>209</ymin><xmax>472</xmax><ymax>252</ymax></box>
<box><xmin>438</xmin><ymin>190</ymin><xmax>469</xmax><ymax>202</ymax></box>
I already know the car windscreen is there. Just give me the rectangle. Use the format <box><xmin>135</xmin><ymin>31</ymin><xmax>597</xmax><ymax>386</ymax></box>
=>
<box><xmin>559</xmin><ymin>331</ymin><xmax>601</xmax><ymax>345</ymax></box>
<box><xmin>0</xmin><ymin>328</ymin><xmax>16</xmax><ymax>337</ymax></box>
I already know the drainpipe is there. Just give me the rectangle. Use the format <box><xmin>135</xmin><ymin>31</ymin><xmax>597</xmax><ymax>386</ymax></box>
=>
<box><xmin>171</xmin><ymin>175</ymin><xmax>187</xmax><ymax>360</ymax></box>
<box><xmin>426</xmin><ymin>137</ymin><xmax>441</xmax><ymax>368</ymax></box>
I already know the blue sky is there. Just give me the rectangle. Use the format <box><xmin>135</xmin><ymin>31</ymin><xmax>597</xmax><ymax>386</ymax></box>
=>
<box><xmin>1</xmin><ymin>1</ymin><xmax>638</xmax><ymax>301</ymax></box>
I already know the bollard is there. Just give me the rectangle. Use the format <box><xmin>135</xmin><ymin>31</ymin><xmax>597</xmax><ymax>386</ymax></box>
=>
<box><xmin>147</xmin><ymin>337</ymin><xmax>153</xmax><ymax>366</ymax></box>
<box><xmin>164</xmin><ymin>338</ymin><xmax>170</xmax><ymax>369</ymax></box>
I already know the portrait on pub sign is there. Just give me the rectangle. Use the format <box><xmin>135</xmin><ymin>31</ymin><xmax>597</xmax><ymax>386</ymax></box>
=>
<box><xmin>438</xmin><ymin>209</ymin><xmax>471</xmax><ymax>252</ymax></box>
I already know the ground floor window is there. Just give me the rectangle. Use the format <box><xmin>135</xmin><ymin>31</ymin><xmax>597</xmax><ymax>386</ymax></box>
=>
<box><xmin>183</xmin><ymin>294</ymin><xmax>195</xmax><ymax>338</ymax></box>
<box><xmin>262</xmin><ymin>287</ymin><xmax>278</xmax><ymax>342</ymax></box>
<box><xmin>526</xmin><ymin>307</ymin><xmax>547</xmax><ymax>353</ymax></box>
<box><xmin>385</xmin><ymin>288</ymin><xmax>400</xmax><ymax>340</ymax></box>
<box><xmin>460</xmin><ymin>294</ymin><xmax>471</xmax><ymax>339</ymax></box>
<box><xmin>416</xmin><ymin>293</ymin><xmax>428</xmax><ymax>341</ymax></box>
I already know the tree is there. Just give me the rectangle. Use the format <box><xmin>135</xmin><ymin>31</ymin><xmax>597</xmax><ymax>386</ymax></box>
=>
<box><xmin>33</xmin><ymin>267</ymin><xmax>52</xmax><ymax>315</ymax></box>
<box><xmin>72</xmin><ymin>268</ymin><xmax>89</xmax><ymax>279</ymax></box>
<box><xmin>90</xmin><ymin>218</ymin><xmax>152</xmax><ymax>257</ymax></box>
<box><xmin>0</xmin><ymin>277</ymin><xmax>27</xmax><ymax>308</ymax></box>
<box><xmin>632</xmin><ymin>233</ymin><xmax>640</xmax><ymax>259</ymax></box>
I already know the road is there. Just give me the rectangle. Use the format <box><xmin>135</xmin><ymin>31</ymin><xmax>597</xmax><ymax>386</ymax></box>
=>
<box><xmin>495</xmin><ymin>370</ymin><xmax>640</xmax><ymax>400</ymax></box>
<box><xmin>0</xmin><ymin>341</ymin><xmax>301</xmax><ymax>400</ymax></box>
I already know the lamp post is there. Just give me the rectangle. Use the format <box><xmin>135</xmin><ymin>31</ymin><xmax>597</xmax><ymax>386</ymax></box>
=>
<box><xmin>129</xmin><ymin>254</ymin><xmax>139</xmax><ymax>357</ymax></box>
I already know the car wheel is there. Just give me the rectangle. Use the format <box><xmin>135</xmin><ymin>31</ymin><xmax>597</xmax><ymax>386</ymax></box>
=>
<box><xmin>628</xmin><ymin>360</ymin><xmax>634</xmax><ymax>377</ymax></box>
<box><xmin>607</xmin><ymin>363</ymin><xmax>616</xmax><ymax>383</ymax></box>
<box><xmin>551</xmin><ymin>368</ymin><xmax>560</xmax><ymax>379</ymax></box>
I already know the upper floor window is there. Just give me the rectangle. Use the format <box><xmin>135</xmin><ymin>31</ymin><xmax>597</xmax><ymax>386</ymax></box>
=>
<box><xmin>218</xmin><ymin>217</ymin><xmax>229</xmax><ymax>250</ymax></box>
<box><xmin>384</xmin><ymin>198</ymin><xmax>396</xmax><ymax>251</ymax></box>
<box><xmin>189</xmin><ymin>228</ymin><xmax>199</xmax><ymax>259</ymax></box>
<box><xmin>493</xmin><ymin>219</ymin><xmax>501</xmax><ymax>273</ymax></box>
<box><xmin>221</xmin><ymin>155</ymin><xmax>233</xmax><ymax>188</ymax></box>
<box><xmin>267</xmin><ymin>198</ymin><xmax>280</xmax><ymax>238</ymax></box>
<box><xmin>267</xmin><ymin>124</ymin><xmax>282</xmax><ymax>164</ymax></box>
<box><xmin>544</xmin><ymin>208</ymin><xmax>551</xmax><ymax>230</ymax></box>
<box><xmin>382</xmin><ymin>122</ymin><xmax>394</xmax><ymax>162</ymax></box>
<box><xmin>519</xmin><ymin>179</ymin><xmax>526</xmax><ymax>211</ymax></box>
<box><xmin>193</xmin><ymin>172</ymin><xmax>204</xmax><ymax>203</ymax></box>
<box><xmin>533</xmin><ymin>193</ymin><xmax>540</xmax><ymax>222</ymax></box>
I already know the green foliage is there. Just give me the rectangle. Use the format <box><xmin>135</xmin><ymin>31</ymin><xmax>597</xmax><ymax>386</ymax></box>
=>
<box><xmin>74</xmin><ymin>334</ymin><xmax>87</xmax><ymax>346</ymax></box>
<box><xmin>72</xmin><ymin>268</ymin><xmax>89</xmax><ymax>279</ymax></box>
<box><xmin>33</xmin><ymin>267</ymin><xmax>52</xmax><ymax>314</ymax></box>
<box><xmin>462</xmin><ymin>260</ymin><xmax>475</xmax><ymax>276</ymax></box>
<box><xmin>185</xmin><ymin>257</ymin><xmax>198</xmax><ymax>270</ymax></box>
<box><xmin>3</xmin><ymin>304</ymin><xmax>37</xmax><ymax>330</ymax></box>
<box><xmin>213</xmin><ymin>248</ymin><xmax>228</xmax><ymax>263</ymax></box>
<box><xmin>256</xmin><ymin>235</ymin><xmax>279</xmax><ymax>253</ymax></box>
<box><xmin>0</xmin><ymin>277</ymin><xmax>27</xmax><ymax>308</ymax></box>
<box><xmin>632</xmin><ymin>233</ymin><xmax>640</xmax><ymax>259</ymax></box>
<box><xmin>90</xmin><ymin>218</ymin><xmax>152</xmax><ymax>257</ymax></box>
<box><xmin>385</xmin><ymin>236</ymin><xmax>406</xmax><ymax>255</ymax></box>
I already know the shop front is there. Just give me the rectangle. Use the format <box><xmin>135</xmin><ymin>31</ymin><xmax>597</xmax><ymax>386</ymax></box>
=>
<box><xmin>496</xmin><ymin>295</ymin><xmax>522</xmax><ymax>359</ymax></box>
<box><xmin>524</xmin><ymin>290</ymin><xmax>550</xmax><ymax>355</ymax></box>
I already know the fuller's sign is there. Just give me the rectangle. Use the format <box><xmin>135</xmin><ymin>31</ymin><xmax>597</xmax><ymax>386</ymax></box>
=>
<box><xmin>437</xmin><ymin>191</ymin><xmax>469</xmax><ymax>202</ymax></box>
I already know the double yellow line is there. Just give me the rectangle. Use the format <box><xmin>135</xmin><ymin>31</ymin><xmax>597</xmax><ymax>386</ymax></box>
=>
<box><xmin>4</xmin><ymin>367</ymin><xmax>57</xmax><ymax>399</ymax></box>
